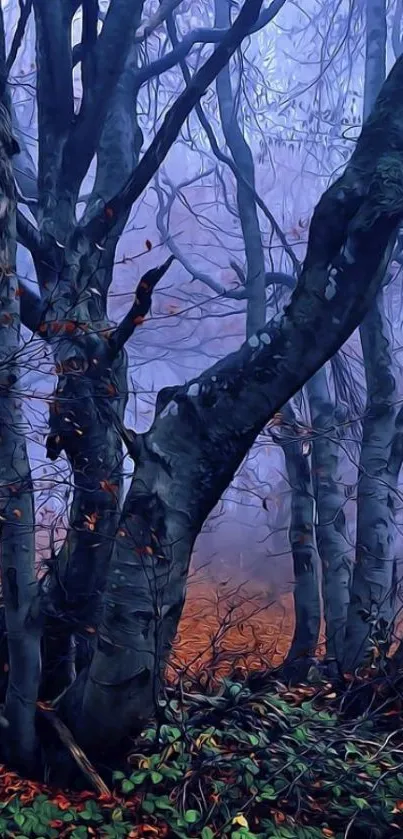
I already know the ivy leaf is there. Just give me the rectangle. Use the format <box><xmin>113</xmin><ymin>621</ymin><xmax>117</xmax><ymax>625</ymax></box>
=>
<box><xmin>184</xmin><ymin>809</ymin><xmax>200</xmax><ymax>823</ymax></box>
<box><xmin>121</xmin><ymin>779</ymin><xmax>134</xmax><ymax>794</ymax></box>
<box><xmin>350</xmin><ymin>796</ymin><xmax>369</xmax><ymax>810</ymax></box>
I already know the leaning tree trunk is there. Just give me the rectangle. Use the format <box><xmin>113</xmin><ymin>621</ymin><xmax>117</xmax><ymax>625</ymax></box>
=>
<box><xmin>59</xmin><ymin>46</ymin><xmax>403</xmax><ymax>747</ymax></box>
<box><xmin>30</xmin><ymin>0</ymin><xmax>271</xmax><ymax>704</ymax></box>
<box><xmin>0</xmin><ymin>100</ymin><xmax>41</xmax><ymax>772</ymax></box>
<box><xmin>343</xmin><ymin>0</ymin><xmax>403</xmax><ymax>671</ymax></box>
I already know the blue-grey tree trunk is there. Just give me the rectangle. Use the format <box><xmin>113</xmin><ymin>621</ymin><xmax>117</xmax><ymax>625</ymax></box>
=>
<box><xmin>0</xmin><ymin>99</ymin><xmax>41</xmax><ymax>771</ymax></box>
<box><xmin>272</xmin><ymin>400</ymin><xmax>321</xmax><ymax>676</ymax></box>
<box><xmin>343</xmin><ymin>0</ymin><xmax>402</xmax><ymax>670</ymax></box>
<box><xmin>214</xmin><ymin>0</ymin><xmax>321</xmax><ymax>673</ymax></box>
<box><xmin>306</xmin><ymin>365</ymin><xmax>353</xmax><ymax>672</ymax></box>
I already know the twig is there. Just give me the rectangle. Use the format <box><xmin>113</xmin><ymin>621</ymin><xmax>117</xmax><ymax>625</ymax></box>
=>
<box><xmin>37</xmin><ymin>703</ymin><xmax>111</xmax><ymax>797</ymax></box>
<box><xmin>108</xmin><ymin>254</ymin><xmax>175</xmax><ymax>358</ymax></box>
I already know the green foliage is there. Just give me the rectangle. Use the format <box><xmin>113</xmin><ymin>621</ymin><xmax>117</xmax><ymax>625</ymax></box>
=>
<box><xmin>2</xmin><ymin>675</ymin><xmax>403</xmax><ymax>837</ymax></box>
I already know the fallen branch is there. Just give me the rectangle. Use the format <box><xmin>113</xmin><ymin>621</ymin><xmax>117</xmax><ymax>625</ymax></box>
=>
<box><xmin>37</xmin><ymin>702</ymin><xmax>111</xmax><ymax>796</ymax></box>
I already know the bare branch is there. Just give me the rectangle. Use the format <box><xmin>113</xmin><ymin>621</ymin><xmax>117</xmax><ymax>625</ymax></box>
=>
<box><xmin>108</xmin><ymin>254</ymin><xmax>175</xmax><ymax>358</ymax></box>
<box><xmin>80</xmin><ymin>0</ymin><xmax>269</xmax><ymax>246</ymax></box>
<box><xmin>165</xmin><ymin>2</ymin><xmax>298</xmax><ymax>280</ymax></box>
<box><xmin>16</xmin><ymin>209</ymin><xmax>41</xmax><ymax>254</ymax></box>
<box><xmin>135</xmin><ymin>0</ymin><xmax>183</xmax><ymax>41</ymax></box>
<box><xmin>18</xmin><ymin>280</ymin><xmax>43</xmax><ymax>333</ymax></box>
<box><xmin>58</xmin><ymin>0</ymin><xmax>144</xmax><ymax>203</ymax></box>
<box><xmin>81</xmin><ymin>0</ymin><xmax>99</xmax><ymax>95</ymax></box>
<box><xmin>33</xmin><ymin>1</ymin><xmax>74</xmax><ymax>135</ymax></box>
<box><xmin>134</xmin><ymin>1</ymin><xmax>287</xmax><ymax>87</ymax></box>
<box><xmin>80</xmin><ymin>42</ymin><xmax>143</xmax><ymax>227</ymax></box>
<box><xmin>37</xmin><ymin>704</ymin><xmax>111</xmax><ymax>796</ymax></box>
<box><xmin>33</xmin><ymin>0</ymin><xmax>74</xmax><ymax>230</ymax></box>
<box><xmin>156</xmin><ymin>174</ymin><xmax>294</xmax><ymax>302</ymax></box>
<box><xmin>5</xmin><ymin>0</ymin><xmax>33</xmax><ymax>75</ymax></box>
<box><xmin>392</xmin><ymin>0</ymin><xmax>403</xmax><ymax>59</ymax></box>
<box><xmin>189</xmin><ymin>98</ymin><xmax>299</xmax><ymax>275</ymax></box>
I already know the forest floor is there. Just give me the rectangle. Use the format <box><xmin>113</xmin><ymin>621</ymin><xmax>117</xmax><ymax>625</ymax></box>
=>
<box><xmin>1</xmin><ymin>577</ymin><xmax>403</xmax><ymax>839</ymax></box>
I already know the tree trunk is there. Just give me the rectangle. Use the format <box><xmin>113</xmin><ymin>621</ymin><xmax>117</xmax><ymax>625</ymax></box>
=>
<box><xmin>273</xmin><ymin>402</ymin><xmax>321</xmax><ymax>677</ymax></box>
<box><xmin>214</xmin><ymin>0</ymin><xmax>266</xmax><ymax>338</ymax></box>
<box><xmin>62</xmin><ymin>93</ymin><xmax>403</xmax><ymax>746</ymax></box>
<box><xmin>306</xmin><ymin>365</ymin><xmax>352</xmax><ymax>673</ymax></box>
<box><xmin>344</xmin><ymin>292</ymin><xmax>403</xmax><ymax>669</ymax></box>
<box><xmin>0</xmin><ymin>102</ymin><xmax>41</xmax><ymax>772</ymax></box>
<box><xmin>32</xmin><ymin>38</ymin><xmax>144</xmax><ymax>699</ymax></box>
<box><xmin>343</xmin><ymin>0</ymin><xmax>403</xmax><ymax>671</ymax></box>
<box><xmin>213</xmin><ymin>0</ymin><xmax>321</xmax><ymax>675</ymax></box>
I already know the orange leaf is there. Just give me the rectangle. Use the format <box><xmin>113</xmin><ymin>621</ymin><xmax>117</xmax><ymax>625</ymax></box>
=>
<box><xmin>83</xmin><ymin>512</ymin><xmax>99</xmax><ymax>532</ymax></box>
<box><xmin>133</xmin><ymin>316</ymin><xmax>144</xmax><ymax>326</ymax></box>
<box><xmin>274</xmin><ymin>812</ymin><xmax>286</xmax><ymax>824</ymax></box>
<box><xmin>50</xmin><ymin>794</ymin><xmax>71</xmax><ymax>810</ymax></box>
<box><xmin>12</xmin><ymin>509</ymin><xmax>22</xmax><ymax>518</ymax></box>
<box><xmin>105</xmin><ymin>206</ymin><xmax>114</xmax><ymax>218</ymax></box>
<box><xmin>100</xmin><ymin>479</ymin><xmax>119</xmax><ymax>496</ymax></box>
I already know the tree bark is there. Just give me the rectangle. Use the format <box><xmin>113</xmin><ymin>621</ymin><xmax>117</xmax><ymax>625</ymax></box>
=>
<box><xmin>214</xmin><ymin>0</ymin><xmax>266</xmax><ymax>338</ymax></box>
<box><xmin>344</xmin><ymin>290</ymin><xmax>403</xmax><ymax>669</ymax></box>
<box><xmin>62</xmin><ymin>52</ymin><xmax>403</xmax><ymax>748</ymax></box>
<box><xmin>213</xmin><ymin>0</ymin><xmax>321</xmax><ymax>673</ymax></box>
<box><xmin>26</xmin><ymin>2</ymin><xmax>271</xmax><ymax>701</ymax></box>
<box><xmin>33</xmin><ymin>32</ymin><xmax>145</xmax><ymax>698</ymax></box>
<box><xmin>272</xmin><ymin>402</ymin><xmax>321</xmax><ymax>677</ymax></box>
<box><xmin>0</xmin><ymin>99</ymin><xmax>41</xmax><ymax>772</ymax></box>
<box><xmin>343</xmin><ymin>0</ymin><xmax>403</xmax><ymax>671</ymax></box>
<box><xmin>306</xmin><ymin>366</ymin><xmax>353</xmax><ymax>673</ymax></box>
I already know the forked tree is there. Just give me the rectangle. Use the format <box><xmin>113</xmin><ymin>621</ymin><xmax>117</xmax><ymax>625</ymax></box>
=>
<box><xmin>0</xmin><ymin>0</ymin><xmax>402</xmax><ymax>777</ymax></box>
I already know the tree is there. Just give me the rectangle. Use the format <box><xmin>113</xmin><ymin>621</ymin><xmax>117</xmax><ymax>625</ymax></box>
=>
<box><xmin>344</xmin><ymin>0</ymin><xmax>403</xmax><ymax>670</ymax></box>
<box><xmin>213</xmin><ymin>0</ymin><xmax>322</xmax><ymax>675</ymax></box>
<box><xmin>0</xmin><ymin>0</ymin><xmax>403</xmax><ymax>776</ymax></box>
